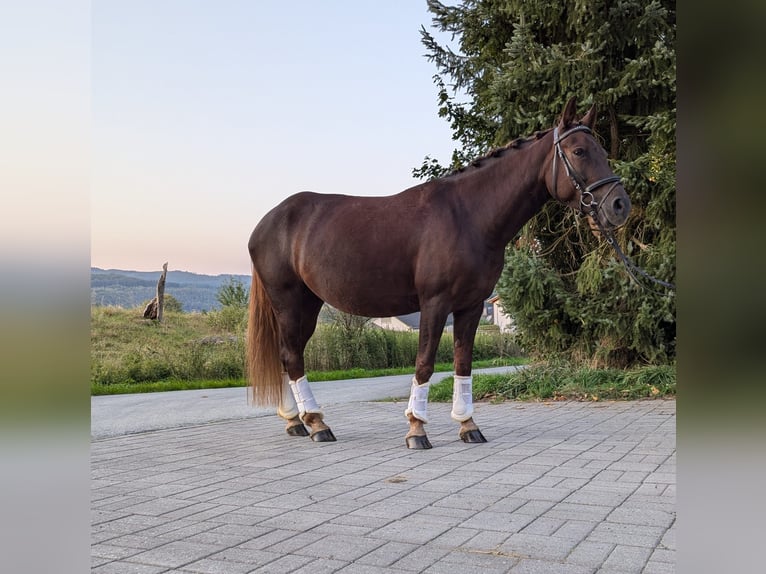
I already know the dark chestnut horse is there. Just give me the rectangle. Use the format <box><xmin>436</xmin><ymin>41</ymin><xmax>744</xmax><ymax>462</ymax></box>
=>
<box><xmin>247</xmin><ymin>98</ymin><xmax>631</xmax><ymax>449</ymax></box>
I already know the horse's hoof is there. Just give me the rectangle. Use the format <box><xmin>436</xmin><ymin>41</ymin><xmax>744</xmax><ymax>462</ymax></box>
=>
<box><xmin>406</xmin><ymin>435</ymin><xmax>433</xmax><ymax>449</ymax></box>
<box><xmin>460</xmin><ymin>429</ymin><xmax>488</xmax><ymax>443</ymax></box>
<box><xmin>310</xmin><ymin>429</ymin><xmax>336</xmax><ymax>442</ymax></box>
<box><xmin>286</xmin><ymin>424</ymin><xmax>309</xmax><ymax>437</ymax></box>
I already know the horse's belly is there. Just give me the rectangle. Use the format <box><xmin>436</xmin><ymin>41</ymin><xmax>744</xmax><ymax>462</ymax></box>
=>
<box><xmin>328</xmin><ymin>295</ymin><xmax>419</xmax><ymax>318</ymax></box>
<box><xmin>301</xmin><ymin>259</ymin><xmax>418</xmax><ymax>318</ymax></box>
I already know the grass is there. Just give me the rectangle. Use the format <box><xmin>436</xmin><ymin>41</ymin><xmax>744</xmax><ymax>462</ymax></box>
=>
<box><xmin>91</xmin><ymin>378</ymin><xmax>246</xmax><ymax>396</ymax></box>
<box><xmin>306</xmin><ymin>358</ymin><xmax>527</xmax><ymax>382</ymax></box>
<box><xmin>91</xmin><ymin>305</ymin><xmax>526</xmax><ymax>395</ymax></box>
<box><xmin>428</xmin><ymin>361</ymin><xmax>676</xmax><ymax>402</ymax></box>
<box><xmin>91</xmin><ymin>306</ymin><xmax>674</xmax><ymax>401</ymax></box>
<box><xmin>91</xmin><ymin>358</ymin><xmax>528</xmax><ymax>396</ymax></box>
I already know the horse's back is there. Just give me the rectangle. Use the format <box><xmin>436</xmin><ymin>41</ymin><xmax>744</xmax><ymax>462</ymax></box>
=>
<box><xmin>250</xmin><ymin>187</ymin><xmax>434</xmax><ymax>258</ymax></box>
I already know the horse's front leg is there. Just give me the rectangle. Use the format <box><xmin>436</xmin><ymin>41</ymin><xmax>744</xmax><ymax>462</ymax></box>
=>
<box><xmin>453</xmin><ymin>375</ymin><xmax>487</xmax><ymax>443</ymax></box>
<box><xmin>452</xmin><ymin>305</ymin><xmax>487</xmax><ymax>444</ymax></box>
<box><xmin>405</xmin><ymin>378</ymin><xmax>432</xmax><ymax>449</ymax></box>
<box><xmin>404</xmin><ymin>303</ymin><xmax>450</xmax><ymax>449</ymax></box>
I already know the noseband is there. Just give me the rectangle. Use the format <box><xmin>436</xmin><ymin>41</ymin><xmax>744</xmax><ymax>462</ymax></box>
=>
<box><xmin>551</xmin><ymin>124</ymin><xmax>622</xmax><ymax>217</ymax></box>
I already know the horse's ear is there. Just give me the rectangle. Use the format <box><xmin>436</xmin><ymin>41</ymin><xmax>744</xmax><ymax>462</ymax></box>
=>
<box><xmin>560</xmin><ymin>97</ymin><xmax>578</xmax><ymax>128</ymax></box>
<box><xmin>581</xmin><ymin>103</ymin><xmax>597</xmax><ymax>129</ymax></box>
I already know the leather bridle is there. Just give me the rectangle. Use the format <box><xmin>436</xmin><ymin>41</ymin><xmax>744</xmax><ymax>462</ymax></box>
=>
<box><xmin>551</xmin><ymin>124</ymin><xmax>675</xmax><ymax>292</ymax></box>
<box><xmin>551</xmin><ymin>124</ymin><xmax>622</xmax><ymax>217</ymax></box>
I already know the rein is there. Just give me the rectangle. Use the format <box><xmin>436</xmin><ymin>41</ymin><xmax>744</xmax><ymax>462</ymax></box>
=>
<box><xmin>552</xmin><ymin>125</ymin><xmax>675</xmax><ymax>293</ymax></box>
<box><xmin>590</xmin><ymin>213</ymin><xmax>676</xmax><ymax>292</ymax></box>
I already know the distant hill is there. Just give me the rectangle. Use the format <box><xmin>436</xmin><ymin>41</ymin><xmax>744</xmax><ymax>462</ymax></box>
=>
<box><xmin>90</xmin><ymin>268</ymin><xmax>250</xmax><ymax>312</ymax></box>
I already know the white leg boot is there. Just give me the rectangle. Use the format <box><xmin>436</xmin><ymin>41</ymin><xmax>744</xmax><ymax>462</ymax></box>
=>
<box><xmin>451</xmin><ymin>375</ymin><xmax>474</xmax><ymax>422</ymax></box>
<box><xmin>289</xmin><ymin>375</ymin><xmax>322</xmax><ymax>422</ymax></box>
<box><xmin>404</xmin><ymin>377</ymin><xmax>430</xmax><ymax>423</ymax></box>
<box><xmin>277</xmin><ymin>373</ymin><xmax>299</xmax><ymax>420</ymax></box>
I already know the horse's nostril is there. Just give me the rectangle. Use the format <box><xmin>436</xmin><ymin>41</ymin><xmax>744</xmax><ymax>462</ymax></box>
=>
<box><xmin>613</xmin><ymin>198</ymin><xmax>624</xmax><ymax>213</ymax></box>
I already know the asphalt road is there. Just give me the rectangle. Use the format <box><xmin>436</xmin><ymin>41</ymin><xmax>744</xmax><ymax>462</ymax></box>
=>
<box><xmin>91</xmin><ymin>366</ymin><xmax>522</xmax><ymax>439</ymax></box>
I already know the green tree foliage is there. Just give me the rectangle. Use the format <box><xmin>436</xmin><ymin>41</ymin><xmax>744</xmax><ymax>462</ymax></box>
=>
<box><xmin>163</xmin><ymin>294</ymin><xmax>184</xmax><ymax>313</ymax></box>
<box><xmin>208</xmin><ymin>277</ymin><xmax>249</xmax><ymax>333</ymax></box>
<box><xmin>215</xmin><ymin>277</ymin><xmax>249</xmax><ymax>309</ymax></box>
<box><xmin>419</xmin><ymin>0</ymin><xmax>675</xmax><ymax>367</ymax></box>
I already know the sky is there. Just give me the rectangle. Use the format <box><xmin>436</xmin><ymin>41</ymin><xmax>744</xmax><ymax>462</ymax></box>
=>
<box><xmin>90</xmin><ymin>1</ymin><xmax>458</xmax><ymax>276</ymax></box>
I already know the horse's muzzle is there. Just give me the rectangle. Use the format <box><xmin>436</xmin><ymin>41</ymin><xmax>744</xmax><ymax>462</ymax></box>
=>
<box><xmin>600</xmin><ymin>185</ymin><xmax>631</xmax><ymax>229</ymax></box>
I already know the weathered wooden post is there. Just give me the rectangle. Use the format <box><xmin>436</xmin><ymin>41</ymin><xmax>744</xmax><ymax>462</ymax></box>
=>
<box><xmin>142</xmin><ymin>262</ymin><xmax>168</xmax><ymax>322</ymax></box>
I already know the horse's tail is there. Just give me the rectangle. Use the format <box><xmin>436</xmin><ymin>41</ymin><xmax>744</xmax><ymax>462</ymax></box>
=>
<box><xmin>246</xmin><ymin>266</ymin><xmax>283</xmax><ymax>406</ymax></box>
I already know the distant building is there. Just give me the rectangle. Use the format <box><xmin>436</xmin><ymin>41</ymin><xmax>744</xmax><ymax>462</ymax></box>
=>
<box><xmin>372</xmin><ymin>312</ymin><xmax>454</xmax><ymax>333</ymax></box>
<box><xmin>488</xmin><ymin>295</ymin><xmax>515</xmax><ymax>333</ymax></box>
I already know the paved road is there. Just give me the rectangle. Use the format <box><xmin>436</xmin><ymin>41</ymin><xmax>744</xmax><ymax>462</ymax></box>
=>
<box><xmin>91</xmin><ymin>369</ymin><xmax>676</xmax><ymax>573</ymax></box>
<box><xmin>91</xmin><ymin>367</ymin><xmax>520</xmax><ymax>440</ymax></box>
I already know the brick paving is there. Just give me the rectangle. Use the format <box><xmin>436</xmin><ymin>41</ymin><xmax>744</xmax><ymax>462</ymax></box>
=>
<box><xmin>92</xmin><ymin>399</ymin><xmax>675</xmax><ymax>573</ymax></box>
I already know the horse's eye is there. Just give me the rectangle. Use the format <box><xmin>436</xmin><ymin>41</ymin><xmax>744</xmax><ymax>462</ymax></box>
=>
<box><xmin>573</xmin><ymin>148</ymin><xmax>585</xmax><ymax>157</ymax></box>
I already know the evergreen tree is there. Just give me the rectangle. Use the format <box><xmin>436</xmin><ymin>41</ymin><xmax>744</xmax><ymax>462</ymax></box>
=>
<box><xmin>418</xmin><ymin>0</ymin><xmax>675</xmax><ymax>367</ymax></box>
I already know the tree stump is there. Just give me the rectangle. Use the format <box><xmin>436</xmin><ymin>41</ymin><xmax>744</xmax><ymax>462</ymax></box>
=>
<box><xmin>142</xmin><ymin>262</ymin><xmax>168</xmax><ymax>321</ymax></box>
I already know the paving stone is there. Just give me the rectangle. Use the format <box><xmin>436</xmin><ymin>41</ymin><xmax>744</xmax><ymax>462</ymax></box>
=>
<box><xmin>641</xmin><ymin>560</ymin><xmax>676</xmax><ymax>574</ymax></box>
<box><xmin>499</xmin><ymin>532</ymin><xmax>580</xmax><ymax>562</ymax></box>
<box><xmin>601</xmin><ymin>544</ymin><xmax>653</xmax><ymax>573</ymax></box>
<box><xmin>92</xmin><ymin>398</ymin><xmax>675</xmax><ymax>574</ymax></box>
<box><xmin>510</xmin><ymin>559</ymin><xmax>594</xmax><ymax>573</ymax></box>
<box><xmin>290</xmin><ymin>557</ymin><xmax>349</xmax><ymax>573</ymax></box>
<box><xmin>587</xmin><ymin>522</ymin><xmax>665</xmax><ymax>548</ymax></box>
<box><xmin>92</xmin><ymin>562</ymin><xmax>169</xmax><ymax>573</ymax></box>
<box><xmin>431</xmin><ymin>548</ymin><xmax>519</xmax><ymax>572</ymax></box>
<box><xmin>356</xmin><ymin>540</ymin><xmax>419</xmax><ymax>567</ymax></box>
<box><xmin>249</xmin><ymin>553</ymin><xmax>315</xmax><ymax>573</ymax></box>
<box><xmin>296</xmin><ymin>534</ymin><xmax>386</xmax><ymax>562</ymax></box>
<box><xmin>389</xmin><ymin>544</ymin><xmax>453</xmax><ymax>571</ymax></box>
<box><xmin>565</xmin><ymin>540</ymin><xmax>614</xmax><ymax>568</ymax></box>
<box><xmin>126</xmin><ymin>540</ymin><xmax>219</xmax><ymax>568</ymax></box>
<box><xmin>180</xmin><ymin>555</ymin><xmax>265</xmax><ymax>573</ymax></box>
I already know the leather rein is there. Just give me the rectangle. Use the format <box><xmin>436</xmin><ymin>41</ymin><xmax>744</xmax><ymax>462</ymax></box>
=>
<box><xmin>552</xmin><ymin>125</ymin><xmax>675</xmax><ymax>292</ymax></box>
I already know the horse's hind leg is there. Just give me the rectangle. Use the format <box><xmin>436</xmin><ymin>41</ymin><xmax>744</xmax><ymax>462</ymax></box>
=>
<box><xmin>452</xmin><ymin>304</ymin><xmax>488</xmax><ymax>444</ymax></box>
<box><xmin>273</xmin><ymin>287</ymin><xmax>336</xmax><ymax>442</ymax></box>
<box><xmin>277</xmin><ymin>372</ymin><xmax>310</xmax><ymax>437</ymax></box>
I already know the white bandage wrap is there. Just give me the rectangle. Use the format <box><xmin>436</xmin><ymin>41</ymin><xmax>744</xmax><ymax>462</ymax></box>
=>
<box><xmin>277</xmin><ymin>373</ymin><xmax>299</xmax><ymax>420</ymax></box>
<box><xmin>404</xmin><ymin>377</ymin><xmax>430</xmax><ymax>423</ymax></box>
<box><xmin>451</xmin><ymin>375</ymin><xmax>474</xmax><ymax>422</ymax></box>
<box><xmin>289</xmin><ymin>376</ymin><xmax>321</xmax><ymax>421</ymax></box>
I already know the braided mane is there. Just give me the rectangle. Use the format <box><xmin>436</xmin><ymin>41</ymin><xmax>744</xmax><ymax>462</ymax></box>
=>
<box><xmin>448</xmin><ymin>129</ymin><xmax>552</xmax><ymax>176</ymax></box>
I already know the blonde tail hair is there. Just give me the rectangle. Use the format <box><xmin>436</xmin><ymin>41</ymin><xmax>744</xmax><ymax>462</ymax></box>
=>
<box><xmin>246</xmin><ymin>267</ymin><xmax>283</xmax><ymax>406</ymax></box>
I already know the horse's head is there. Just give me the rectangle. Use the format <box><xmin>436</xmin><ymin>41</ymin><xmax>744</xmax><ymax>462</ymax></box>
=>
<box><xmin>546</xmin><ymin>97</ymin><xmax>631</xmax><ymax>231</ymax></box>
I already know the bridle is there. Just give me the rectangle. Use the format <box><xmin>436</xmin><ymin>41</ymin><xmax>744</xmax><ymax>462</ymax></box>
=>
<box><xmin>551</xmin><ymin>124</ymin><xmax>675</xmax><ymax>292</ymax></box>
<box><xmin>551</xmin><ymin>124</ymin><xmax>621</xmax><ymax>216</ymax></box>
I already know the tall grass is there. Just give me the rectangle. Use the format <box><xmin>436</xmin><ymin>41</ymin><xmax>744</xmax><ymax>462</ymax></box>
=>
<box><xmin>91</xmin><ymin>306</ymin><xmax>247</xmax><ymax>389</ymax></box>
<box><xmin>91</xmin><ymin>306</ymin><xmax>523</xmax><ymax>394</ymax></box>
<box><xmin>303</xmin><ymin>324</ymin><xmax>519</xmax><ymax>372</ymax></box>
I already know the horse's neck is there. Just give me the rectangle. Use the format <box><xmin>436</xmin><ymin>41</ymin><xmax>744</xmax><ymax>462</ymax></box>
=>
<box><xmin>455</xmin><ymin>135</ymin><xmax>552</xmax><ymax>249</ymax></box>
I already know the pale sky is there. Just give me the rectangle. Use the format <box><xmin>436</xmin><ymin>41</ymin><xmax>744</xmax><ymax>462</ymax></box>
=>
<box><xmin>91</xmin><ymin>1</ymin><xmax>457</xmax><ymax>276</ymax></box>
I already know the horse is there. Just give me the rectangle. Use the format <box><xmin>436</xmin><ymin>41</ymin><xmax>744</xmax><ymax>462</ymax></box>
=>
<box><xmin>246</xmin><ymin>98</ymin><xmax>631</xmax><ymax>449</ymax></box>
